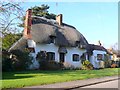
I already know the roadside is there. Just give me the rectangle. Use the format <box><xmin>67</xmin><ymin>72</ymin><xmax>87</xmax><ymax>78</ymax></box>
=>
<box><xmin>24</xmin><ymin>75</ymin><xmax>119</xmax><ymax>89</ymax></box>
<box><xmin>81</xmin><ymin>79</ymin><xmax>118</xmax><ymax>88</ymax></box>
<box><xmin>2</xmin><ymin>68</ymin><xmax>119</xmax><ymax>89</ymax></box>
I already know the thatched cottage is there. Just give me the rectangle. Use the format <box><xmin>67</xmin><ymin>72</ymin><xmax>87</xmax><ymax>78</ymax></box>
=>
<box><xmin>9</xmin><ymin>9</ymin><xmax>110</xmax><ymax>69</ymax></box>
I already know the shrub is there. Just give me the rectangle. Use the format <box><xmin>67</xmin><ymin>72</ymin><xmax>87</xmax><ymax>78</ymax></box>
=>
<box><xmin>36</xmin><ymin>51</ymin><xmax>47</xmax><ymax>61</ymax></box>
<box><xmin>39</xmin><ymin>60</ymin><xmax>48</xmax><ymax>70</ymax></box>
<box><xmin>111</xmin><ymin>63</ymin><xmax>118</xmax><ymax>68</ymax></box>
<box><xmin>36</xmin><ymin>51</ymin><xmax>63</xmax><ymax>70</ymax></box>
<box><xmin>2</xmin><ymin>50</ymin><xmax>12</xmax><ymax>72</ymax></box>
<box><xmin>104</xmin><ymin>60</ymin><xmax>112</xmax><ymax>68</ymax></box>
<box><xmin>47</xmin><ymin>60</ymin><xmax>63</xmax><ymax>70</ymax></box>
<box><xmin>10</xmin><ymin>49</ymin><xmax>32</xmax><ymax>71</ymax></box>
<box><xmin>82</xmin><ymin>60</ymin><xmax>93</xmax><ymax>70</ymax></box>
<box><xmin>39</xmin><ymin>60</ymin><xmax>63</xmax><ymax>70</ymax></box>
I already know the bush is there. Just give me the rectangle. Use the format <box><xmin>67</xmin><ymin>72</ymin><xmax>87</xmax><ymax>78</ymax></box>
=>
<box><xmin>111</xmin><ymin>63</ymin><xmax>118</xmax><ymax>68</ymax></box>
<box><xmin>2</xmin><ymin>49</ymin><xmax>32</xmax><ymax>72</ymax></box>
<box><xmin>2</xmin><ymin>50</ymin><xmax>12</xmax><ymax>72</ymax></box>
<box><xmin>36</xmin><ymin>51</ymin><xmax>63</xmax><ymax>70</ymax></box>
<box><xmin>47</xmin><ymin>60</ymin><xmax>63</xmax><ymax>70</ymax></box>
<box><xmin>39</xmin><ymin>60</ymin><xmax>63</xmax><ymax>70</ymax></box>
<box><xmin>10</xmin><ymin>49</ymin><xmax>32</xmax><ymax>71</ymax></box>
<box><xmin>104</xmin><ymin>60</ymin><xmax>112</xmax><ymax>68</ymax></box>
<box><xmin>82</xmin><ymin>60</ymin><xmax>93</xmax><ymax>70</ymax></box>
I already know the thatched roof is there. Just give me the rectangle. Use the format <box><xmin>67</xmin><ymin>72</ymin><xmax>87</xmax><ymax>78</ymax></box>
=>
<box><xmin>86</xmin><ymin>44</ymin><xmax>107</xmax><ymax>55</ymax></box>
<box><xmin>31</xmin><ymin>16</ymin><xmax>88</xmax><ymax>47</ymax></box>
<box><xmin>9</xmin><ymin>37</ymin><xmax>27</xmax><ymax>51</ymax></box>
<box><xmin>89</xmin><ymin>44</ymin><xmax>106</xmax><ymax>51</ymax></box>
<box><xmin>9</xmin><ymin>16</ymin><xmax>89</xmax><ymax>51</ymax></box>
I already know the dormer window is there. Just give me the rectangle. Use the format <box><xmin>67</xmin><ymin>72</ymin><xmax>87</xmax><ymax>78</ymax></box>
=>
<box><xmin>76</xmin><ymin>41</ymin><xmax>80</xmax><ymax>47</ymax></box>
<box><xmin>49</xmin><ymin>35</ymin><xmax>56</xmax><ymax>43</ymax></box>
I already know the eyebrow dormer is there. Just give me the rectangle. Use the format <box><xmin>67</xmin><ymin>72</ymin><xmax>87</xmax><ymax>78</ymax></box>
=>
<box><xmin>75</xmin><ymin>41</ymin><xmax>80</xmax><ymax>47</ymax></box>
<box><xmin>49</xmin><ymin>35</ymin><xmax>56</xmax><ymax>43</ymax></box>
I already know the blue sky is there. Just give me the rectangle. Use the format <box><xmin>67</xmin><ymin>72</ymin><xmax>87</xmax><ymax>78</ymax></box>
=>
<box><xmin>21</xmin><ymin>2</ymin><xmax>118</xmax><ymax>49</ymax></box>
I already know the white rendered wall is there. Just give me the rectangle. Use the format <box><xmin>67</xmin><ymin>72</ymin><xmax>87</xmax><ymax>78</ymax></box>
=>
<box><xmin>90</xmin><ymin>50</ymin><xmax>106</xmax><ymax>68</ymax></box>
<box><xmin>29</xmin><ymin>40</ymin><xmax>87</xmax><ymax>68</ymax></box>
<box><xmin>27</xmin><ymin>39</ymin><xmax>36</xmax><ymax>48</ymax></box>
<box><xmin>35</xmin><ymin>43</ymin><xmax>59</xmax><ymax>62</ymax></box>
<box><xmin>35</xmin><ymin>44</ymin><xmax>86</xmax><ymax>68</ymax></box>
<box><xmin>27</xmin><ymin>40</ymin><xmax>40</xmax><ymax>69</ymax></box>
<box><xmin>65</xmin><ymin>47</ymin><xmax>86</xmax><ymax>68</ymax></box>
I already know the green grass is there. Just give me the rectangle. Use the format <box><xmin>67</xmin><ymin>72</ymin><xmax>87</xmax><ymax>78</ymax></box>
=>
<box><xmin>1</xmin><ymin>68</ymin><xmax>120</xmax><ymax>89</ymax></box>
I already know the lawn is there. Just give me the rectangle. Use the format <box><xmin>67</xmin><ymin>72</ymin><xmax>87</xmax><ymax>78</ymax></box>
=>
<box><xmin>1</xmin><ymin>68</ymin><xmax>120</xmax><ymax>89</ymax></box>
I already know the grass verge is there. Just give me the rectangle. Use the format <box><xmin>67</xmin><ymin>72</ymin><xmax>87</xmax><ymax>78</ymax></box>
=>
<box><xmin>2</xmin><ymin>68</ymin><xmax>120</xmax><ymax>89</ymax></box>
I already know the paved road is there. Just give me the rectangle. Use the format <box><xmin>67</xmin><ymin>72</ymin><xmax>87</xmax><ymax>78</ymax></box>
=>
<box><xmin>79</xmin><ymin>79</ymin><xmax>118</xmax><ymax>88</ymax></box>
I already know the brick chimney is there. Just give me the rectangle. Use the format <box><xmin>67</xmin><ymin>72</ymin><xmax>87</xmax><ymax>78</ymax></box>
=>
<box><xmin>23</xmin><ymin>9</ymin><xmax>32</xmax><ymax>39</ymax></box>
<box><xmin>56</xmin><ymin>14</ymin><xmax>62</xmax><ymax>25</ymax></box>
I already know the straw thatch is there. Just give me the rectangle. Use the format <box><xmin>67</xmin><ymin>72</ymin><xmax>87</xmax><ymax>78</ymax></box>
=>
<box><xmin>9</xmin><ymin>37</ymin><xmax>27</xmax><ymax>51</ymax></box>
<box><xmin>31</xmin><ymin>16</ymin><xmax>88</xmax><ymax>47</ymax></box>
<box><xmin>9</xmin><ymin>16</ymin><xmax>89</xmax><ymax>51</ymax></box>
<box><xmin>86</xmin><ymin>44</ymin><xmax>108</xmax><ymax>55</ymax></box>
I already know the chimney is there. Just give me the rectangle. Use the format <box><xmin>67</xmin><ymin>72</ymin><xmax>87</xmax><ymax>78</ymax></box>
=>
<box><xmin>23</xmin><ymin>9</ymin><xmax>32</xmax><ymax>39</ymax></box>
<box><xmin>97</xmin><ymin>40</ymin><xmax>102</xmax><ymax>46</ymax></box>
<box><xmin>56</xmin><ymin>14</ymin><xmax>62</xmax><ymax>25</ymax></box>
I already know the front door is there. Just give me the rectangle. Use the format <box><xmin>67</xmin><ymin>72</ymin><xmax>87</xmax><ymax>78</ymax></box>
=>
<box><xmin>59</xmin><ymin>53</ymin><xmax>65</xmax><ymax>63</ymax></box>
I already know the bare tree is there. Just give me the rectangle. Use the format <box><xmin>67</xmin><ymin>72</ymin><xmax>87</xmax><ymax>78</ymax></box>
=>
<box><xmin>0</xmin><ymin>1</ymin><xmax>24</xmax><ymax>36</ymax></box>
<box><xmin>112</xmin><ymin>42</ymin><xmax>118</xmax><ymax>51</ymax></box>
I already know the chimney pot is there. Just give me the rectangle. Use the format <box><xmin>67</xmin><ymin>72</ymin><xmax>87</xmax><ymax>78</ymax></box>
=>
<box><xmin>56</xmin><ymin>14</ymin><xmax>62</xmax><ymax>25</ymax></box>
<box><xmin>97</xmin><ymin>40</ymin><xmax>102</xmax><ymax>46</ymax></box>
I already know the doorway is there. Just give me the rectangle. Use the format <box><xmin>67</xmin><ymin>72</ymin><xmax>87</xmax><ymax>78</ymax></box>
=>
<box><xmin>59</xmin><ymin>53</ymin><xmax>65</xmax><ymax>63</ymax></box>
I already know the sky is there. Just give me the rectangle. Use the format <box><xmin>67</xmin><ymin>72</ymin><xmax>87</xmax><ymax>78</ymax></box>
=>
<box><xmin>21</xmin><ymin>2</ymin><xmax>118</xmax><ymax>49</ymax></box>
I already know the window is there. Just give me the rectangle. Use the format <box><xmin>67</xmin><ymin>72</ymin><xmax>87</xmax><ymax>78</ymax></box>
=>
<box><xmin>36</xmin><ymin>51</ymin><xmax>47</xmax><ymax>60</ymax></box>
<box><xmin>75</xmin><ymin>41</ymin><xmax>80</xmax><ymax>47</ymax></box>
<box><xmin>97</xmin><ymin>54</ymin><xmax>103</xmax><ymax>60</ymax></box>
<box><xmin>49</xmin><ymin>35</ymin><xmax>56</xmax><ymax>43</ymax></box>
<box><xmin>73</xmin><ymin>54</ymin><xmax>79</xmax><ymax>61</ymax></box>
<box><xmin>47</xmin><ymin>52</ymin><xmax>55</xmax><ymax>61</ymax></box>
<box><xmin>28</xmin><ymin>48</ymin><xmax>35</xmax><ymax>53</ymax></box>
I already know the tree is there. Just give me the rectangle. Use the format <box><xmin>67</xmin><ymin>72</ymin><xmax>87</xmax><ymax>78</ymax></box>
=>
<box><xmin>112</xmin><ymin>43</ymin><xmax>118</xmax><ymax>51</ymax></box>
<box><xmin>31</xmin><ymin>4</ymin><xmax>56</xmax><ymax>20</ymax></box>
<box><xmin>0</xmin><ymin>2</ymin><xmax>24</xmax><ymax>36</ymax></box>
<box><xmin>19</xmin><ymin>4</ymin><xmax>56</xmax><ymax>28</ymax></box>
<box><xmin>2</xmin><ymin>33</ymin><xmax>22</xmax><ymax>50</ymax></box>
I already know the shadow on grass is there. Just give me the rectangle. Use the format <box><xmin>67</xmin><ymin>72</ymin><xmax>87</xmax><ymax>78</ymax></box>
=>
<box><xmin>2</xmin><ymin>70</ymin><xmax>78</xmax><ymax>80</ymax></box>
<box><xmin>2</xmin><ymin>72</ymin><xmax>34</xmax><ymax>80</ymax></box>
<box><xmin>2</xmin><ymin>74</ymin><xmax>33</xmax><ymax>80</ymax></box>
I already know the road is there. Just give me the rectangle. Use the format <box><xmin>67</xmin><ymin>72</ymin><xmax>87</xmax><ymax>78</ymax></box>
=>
<box><xmin>72</xmin><ymin>79</ymin><xmax>119</xmax><ymax>89</ymax></box>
